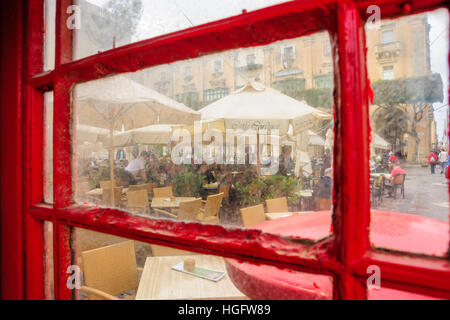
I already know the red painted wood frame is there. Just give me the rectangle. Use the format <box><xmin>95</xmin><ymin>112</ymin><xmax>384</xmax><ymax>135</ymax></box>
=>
<box><xmin>2</xmin><ymin>0</ymin><xmax>449</xmax><ymax>299</ymax></box>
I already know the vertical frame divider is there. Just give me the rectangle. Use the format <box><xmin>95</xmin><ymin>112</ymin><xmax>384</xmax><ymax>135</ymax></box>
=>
<box><xmin>53</xmin><ymin>0</ymin><xmax>74</xmax><ymax>300</ymax></box>
<box><xmin>332</xmin><ymin>0</ymin><xmax>371</xmax><ymax>299</ymax></box>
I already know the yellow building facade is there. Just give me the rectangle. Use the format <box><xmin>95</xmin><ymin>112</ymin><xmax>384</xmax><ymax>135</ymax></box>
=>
<box><xmin>130</xmin><ymin>13</ymin><xmax>436</xmax><ymax>163</ymax></box>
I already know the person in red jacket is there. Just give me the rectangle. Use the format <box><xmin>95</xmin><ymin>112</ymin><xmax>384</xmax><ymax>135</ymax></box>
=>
<box><xmin>388</xmin><ymin>151</ymin><xmax>398</xmax><ymax>163</ymax></box>
<box><xmin>428</xmin><ymin>150</ymin><xmax>438</xmax><ymax>174</ymax></box>
<box><xmin>384</xmin><ymin>161</ymin><xmax>406</xmax><ymax>197</ymax></box>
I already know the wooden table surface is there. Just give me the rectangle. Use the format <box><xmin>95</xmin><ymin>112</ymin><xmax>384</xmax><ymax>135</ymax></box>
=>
<box><xmin>265</xmin><ymin>211</ymin><xmax>315</xmax><ymax>221</ymax></box>
<box><xmin>85</xmin><ymin>188</ymin><xmax>129</xmax><ymax>196</ymax></box>
<box><xmin>136</xmin><ymin>255</ymin><xmax>247</xmax><ymax>300</ymax></box>
<box><xmin>150</xmin><ymin>197</ymin><xmax>196</xmax><ymax>208</ymax></box>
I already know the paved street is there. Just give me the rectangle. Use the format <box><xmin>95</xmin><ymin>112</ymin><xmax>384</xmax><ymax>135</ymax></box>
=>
<box><xmin>375</xmin><ymin>164</ymin><xmax>449</xmax><ymax>222</ymax></box>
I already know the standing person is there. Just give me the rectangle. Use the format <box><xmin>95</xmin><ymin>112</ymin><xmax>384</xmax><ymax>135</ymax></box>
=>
<box><xmin>388</xmin><ymin>151</ymin><xmax>398</xmax><ymax>163</ymax></box>
<box><xmin>322</xmin><ymin>149</ymin><xmax>331</xmax><ymax>175</ymax></box>
<box><xmin>438</xmin><ymin>148</ymin><xmax>448</xmax><ymax>174</ymax></box>
<box><xmin>428</xmin><ymin>150</ymin><xmax>438</xmax><ymax>174</ymax></box>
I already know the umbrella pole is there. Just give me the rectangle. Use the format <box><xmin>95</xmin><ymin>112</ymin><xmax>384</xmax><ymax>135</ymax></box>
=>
<box><xmin>109</xmin><ymin>125</ymin><xmax>115</xmax><ymax>206</ymax></box>
<box><xmin>257</xmin><ymin>133</ymin><xmax>261</xmax><ymax>180</ymax></box>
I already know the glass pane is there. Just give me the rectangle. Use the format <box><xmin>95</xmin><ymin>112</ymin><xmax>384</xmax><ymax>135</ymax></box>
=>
<box><xmin>44</xmin><ymin>91</ymin><xmax>54</xmax><ymax>204</ymax></box>
<box><xmin>73</xmin><ymin>0</ymin><xmax>292</xmax><ymax>60</ymax></box>
<box><xmin>72</xmin><ymin>31</ymin><xmax>335</xmax><ymax>241</ymax></box>
<box><xmin>70</xmin><ymin>228</ymin><xmax>332</xmax><ymax>300</ymax></box>
<box><xmin>44</xmin><ymin>221</ymin><xmax>54</xmax><ymax>300</ymax></box>
<box><xmin>43</xmin><ymin>0</ymin><xmax>56</xmax><ymax>71</ymax></box>
<box><xmin>368</xmin><ymin>286</ymin><xmax>444</xmax><ymax>300</ymax></box>
<box><xmin>366</xmin><ymin>9</ymin><xmax>449</xmax><ymax>256</ymax></box>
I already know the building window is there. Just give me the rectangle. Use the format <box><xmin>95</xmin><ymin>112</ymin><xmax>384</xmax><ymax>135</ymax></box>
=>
<box><xmin>282</xmin><ymin>45</ymin><xmax>295</xmax><ymax>69</ymax></box>
<box><xmin>184</xmin><ymin>66</ymin><xmax>192</xmax><ymax>80</ymax></box>
<box><xmin>204</xmin><ymin>87</ymin><xmax>229</xmax><ymax>103</ymax></box>
<box><xmin>314</xmin><ymin>73</ymin><xmax>333</xmax><ymax>88</ymax></box>
<box><xmin>273</xmin><ymin>78</ymin><xmax>306</xmax><ymax>95</ymax></box>
<box><xmin>324</xmin><ymin>40</ymin><xmax>331</xmax><ymax>57</ymax></box>
<box><xmin>381</xmin><ymin>30</ymin><xmax>394</xmax><ymax>44</ymax></box>
<box><xmin>246</xmin><ymin>54</ymin><xmax>256</xmax><ymax>66</ymax></box>
<box><xmin>175</xmin><ymin>91</ymin><xmax>199</xmax><ymax>109</ymax></box>
<box><xmin>383</xmin><ymin>65</ymin><xmax>395</xmax><ymax>80</ymax></box>
<box><xmin>213</xmin><ymin>60</ymin><xmax>223</xmax><ymax>75</ymax></box>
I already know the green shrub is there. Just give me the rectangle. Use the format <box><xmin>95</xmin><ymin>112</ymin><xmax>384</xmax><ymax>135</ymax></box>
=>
<box><xmin>172</xmin><ymin>172</ymin><xmax>205</xmax><ymax>197</ymax></box>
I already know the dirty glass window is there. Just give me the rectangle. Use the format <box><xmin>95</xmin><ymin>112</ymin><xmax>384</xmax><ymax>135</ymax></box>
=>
<box><xmin>366</xmin><ymin>8</ymin><xmax>449</xmax><ymax>257</ymax></box>
<box><xmin>72</xmin><ymin>31</ymin><xmax>335</xmax><ymax>240</ymax></box>
<box><xmin>72</xmin><ymin>0</ymin><xmax>292</xmax><ymax>60</ymax></box>
<box><xmin>69</xmin><ymin>227</ymin><xmax>334</xmax><ymax>300</ymax></box>
<box><xmin>44</xmin><ymin>91</ymin><xmax>54</xmax><ymax>204</ymax></box>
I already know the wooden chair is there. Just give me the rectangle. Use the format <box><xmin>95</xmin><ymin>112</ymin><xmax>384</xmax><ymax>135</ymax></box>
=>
<box><xmin>240</xmin><ymin>204</ymin><xmax>266</xmax><ymax>227</ymax></box>
<box><xmin>198</xmin><ymin>193</ymin><xmax>224</xmax><ymax>224</ymax></box>
<box><xmin>127</xmin><ymin>190</ymin><xmax>150</xmax><ymax>214</ymax></box>
<box><xmin>80</xmin><ymin>240</ymin><xmax>143</xmax><ymax>300</ymax></box>
<box><xmin>371</xmin><ymin>176</ymin><xmax>384</xmax><ymax>206</ymax></box>
<box><xmin>265</xmin><ymin>197</ymin><xmax>288</xmax><ymax>213</ymax></box>
<box><xmin>314</xmin><ymin>197</ymin><xmax>331</xmax><ymax>211</ymax></box>
<box><xmin>128</xmin><ymin>183</ymin><xmax>152</xmax><ymax>194</ymax></box>
<box><xmin>154</xmin><ymin>198</ymin><xmax>202</xmax><ymax>221</ymax></box>
<box><xmin>153</xmin><ymin>186</ymin><xmax>173</xmax><ymax>198</ymax></box>
<box><xmin>392</xmin><ymin>173</ymin><xmax>406</xmax><ymax>199</ymax></box>
<box><xmin>102</xmin><ymin>187</ymin><xmax>123</xmax><ymax>207</ymax></box>
<box><xmin>150</xmin><ymin>244</ymin><xmax>194</xmax><ymax>256</ymax></box>
<box><xmin>76</xmin><ymin>180</ymin><xmax>91</xmax><ymax>201</ymax></box>
<box><xmin>100</xmin><ymin>180</ymin><xmax>118</xmax><ymax>189</ymax></box>
<box><xmin>219</xmin><ymin>185</ymin><xmax>230</xmax><ymax>199</ymax></box>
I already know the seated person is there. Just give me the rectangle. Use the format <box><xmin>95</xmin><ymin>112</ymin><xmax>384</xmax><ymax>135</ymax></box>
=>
<box><xmin>114</xmin><ymin>167</ymin><xmax>136</xmax><ymax>188</ymax></box>
<box><xmin>125</xmin><ymin>151</ymin><xmax>147</xmax><ymax>181</ymax></box>
<box><xmin>384</xmin><ymin>161</ymin><xmax>405</xmax><ymax>197</ymax></box>
<box><xmin>204</xmin><ymin>165</ymin><xmax>217</xmax><ymax>184</ymax></box>
<box><xmin>313</xmin><ymin>168</ymin><xmax>333</xmax><ymax>199</ymax></box>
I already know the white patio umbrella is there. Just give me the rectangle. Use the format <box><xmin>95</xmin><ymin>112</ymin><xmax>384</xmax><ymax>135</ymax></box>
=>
<box><xmin>372</xmin><ymin>132</ymin><xmax>390</xmax><ymax>150</ymax></box>
<box><xmin>74</xmin><ymin>75</ymin><xmax>200</xmax><ymax>205</ymax></box>
<box><xmin>308</xmin><ymin>130</ymin><xmax>325</xmax><ymax>146</ymax></box>
<box><xmin>112</xmin><ymin>124</ymin><xmax>182</xmax><ymax>148</ymax></box>
<box><xmin>199</xmin><ymin>81</ymin><xmax>330</xmax><ymax>177</ymax></box>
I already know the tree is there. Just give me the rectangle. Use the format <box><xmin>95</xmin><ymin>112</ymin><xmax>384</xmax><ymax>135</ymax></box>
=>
<box><xmin>371</xmin><ymin>73</ymin><xmax>443</xmax><ymax>162</ymax></box>
<box><xmin>81</xmin><ymin>0</ymin><xmax>143</xmax><ymax>50</ymax></box>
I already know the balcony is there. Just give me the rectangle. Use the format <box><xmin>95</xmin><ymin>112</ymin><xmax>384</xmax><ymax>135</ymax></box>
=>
<box><xmin>375</xmin><ymin>41</ymin><xmax>401</xmax><ymax>64</ymax></box>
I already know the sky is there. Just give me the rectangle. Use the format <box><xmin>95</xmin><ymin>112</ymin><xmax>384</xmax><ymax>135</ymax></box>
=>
<box><xmin>86</xmin><ymin>1</ymin><xmax>449</xmax><ymax>142</ymax></box>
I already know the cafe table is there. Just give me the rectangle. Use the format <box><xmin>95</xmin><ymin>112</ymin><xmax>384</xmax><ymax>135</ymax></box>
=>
<box><xmin>151</xmin><ymin>197</ymin><xmax>196</xmax><ymax>209</ymax></box>
<box><xmin>135</xmin><ymin>255</ymin><xmax>247</xmax><ymax>300</ymax></box>
<box><xmin>225</xmin><ymin>210</ymin><xmax>448</xmax><ymax>300</ymax></box>
<box><xmin>265</xmin><ymin>211</ymin><xmax>316</xmax><ymax>221</ymax></box>
<box><xmin>85</xmin><ymin>187</ymin><xmax>129</xmax><ymax>196</ymax></box>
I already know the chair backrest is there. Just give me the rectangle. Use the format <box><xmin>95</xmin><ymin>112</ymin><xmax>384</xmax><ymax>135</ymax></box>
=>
<box><xmin>102</xmin><ymin>187</ymin><xmax>123</xmax><ymax>207</ymax></box>
<box><xmin>240</xmin><ymin>204</ymin><xmax>265</xmax><ymax>227</ymax></box>
<box><xmin>81</xmin><ymin>240</ymin><xmax>138</xmax><ymax>300</ymax></box>
<box><xmin>153</xmin><ymin>186</ymin><xmax>173</xmax><ymax>198</ymax></box>
<box><xmin>100</xmin><ymin>180</ymin><xmax>118</xmax><ymax>189</ymax></box>
<box><xmin>314</xmin><ymin>197</ymin><xmax>331</xmax><ymax>211</ymax></box>
<box><xmin>128</xmin><ymin>183</ymin><xmax>152</xmax><ymax>194</ymax></box>
<box><xmin>204</xmin><ymin>193</ymin><xmax>224</xmax><ymax>218</ymax></box>
<box><xmin>150</xmin><ymin>244</ymin><xmax>194</xmax><ymax>256</ymax></box>
<box><xmin>177</xmin><ymin>198</ymin><xmax>202</xmax><ymax>221</ymax></box>
<box><xmin>265</xmin><ymin>197</ymin><xmax>288</xmax><ymax>213</ymax></box>
<box><xmin>76</xmin><ymin>181</ymin><xmax>90</xmax><ymax>199</ymax></box>
<box><xmin>393</xmin><ymin>174</ymin><xmax>405</xmax><ymax>185</ymax></box>
<box><xmin>219</xmin><ymin>185</ymin><xmax>230</xmax><ymax>199</ymax></box>
<box><xmin>377</xmin><ymin>175</ymin><xmax>384</xmax><ymax>186</ymax></box>
<box><xmin>127</xmin><ymin>190</ymin><xmax>149</xmax><ymax>213</ymax></box>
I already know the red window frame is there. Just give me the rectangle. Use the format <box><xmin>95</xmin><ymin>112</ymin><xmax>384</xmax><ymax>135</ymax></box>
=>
<box><xmin>1</xmin><ymin>0</ymin><xmax>449</xmax><ymax>300</ymax></box>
